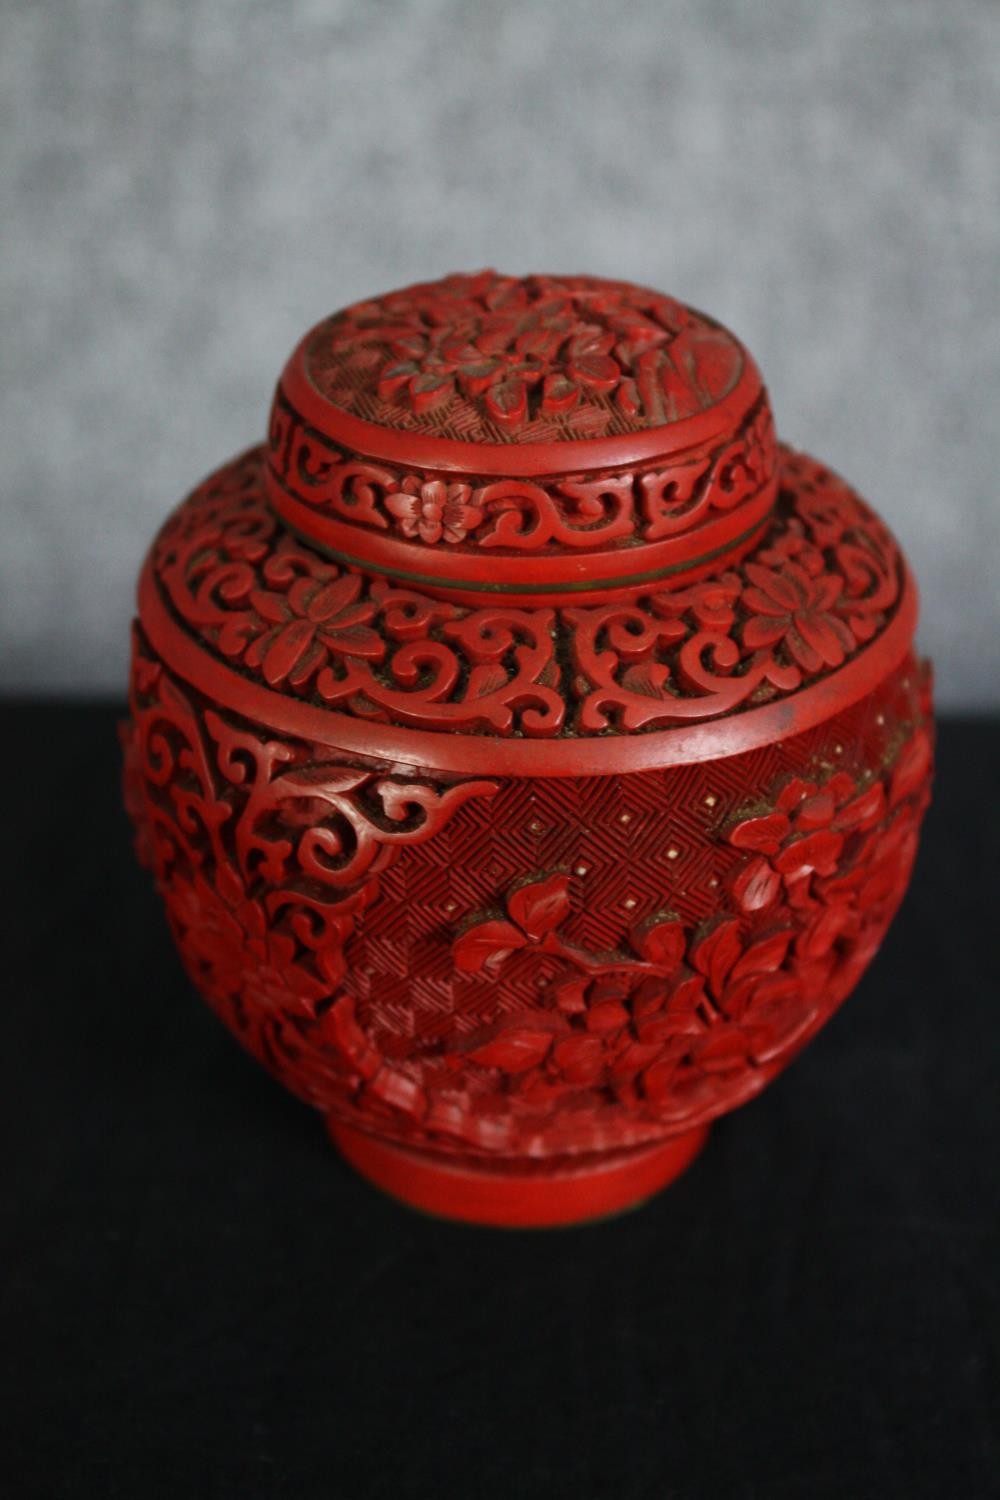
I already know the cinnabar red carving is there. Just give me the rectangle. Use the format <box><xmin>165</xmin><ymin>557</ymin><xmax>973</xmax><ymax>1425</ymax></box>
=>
<box><xmin>124</xmin><ymin>272</ymin><xmax>932</xmax><ymax>1226</ymax></box>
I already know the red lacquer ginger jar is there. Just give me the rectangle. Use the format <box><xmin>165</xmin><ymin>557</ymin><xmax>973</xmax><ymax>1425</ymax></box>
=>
<box><xmin>123</xmin><ymin>271</ymin><xmax>933</xmax><ymax>1226</ymax></box>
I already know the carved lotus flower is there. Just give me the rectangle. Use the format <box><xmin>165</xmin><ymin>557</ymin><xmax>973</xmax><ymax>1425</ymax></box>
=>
<box><xmin>245</xmin><ymin>571</ymin><xmax>383</xmax><ymax>688</ymax></box>
<box><xmin>742</xmin><ymin>559</ymin><xmax>857</xmax><ymax>672</ymax></box>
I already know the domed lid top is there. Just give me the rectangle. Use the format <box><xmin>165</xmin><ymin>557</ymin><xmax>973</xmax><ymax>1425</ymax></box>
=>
<box><xmin>265</xmin><ymin>272</ymin><xmax>777</xmax><ymax>605</ymax></box>
<box><xmin>305</xmin><ymin>270</ymin><xmax>746</xmax><ymax>446</ymax></box>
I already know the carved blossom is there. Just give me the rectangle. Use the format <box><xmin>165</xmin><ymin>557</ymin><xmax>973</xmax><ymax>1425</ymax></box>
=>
<box><xmin>385</xmin><ymin>477</ymin><xmax>483</xmax><ymax>545</ymax></box>
<box><xmin>166</xmin><ymin>867</ymin><xmax>338</xmax><ymax>1018</ymax></box>
<box><xmin>245</xmin><ymin>572</ymin><xmax>383</xmax><ymax>688</ymax></box>
<box><xmin>742</xmin><ymin>559</ymin><xmax>857</xmax><ymax>672</ymax></box>
<box><xmin>271</xmin><ymin>387</ymin><xmax>773</xmax><ymax>550</ymax></box>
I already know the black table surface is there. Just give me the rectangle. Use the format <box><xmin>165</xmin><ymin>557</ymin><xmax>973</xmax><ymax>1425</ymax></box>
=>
<box><xmin>3</xmin><ymin>704</ymin><xmax>998</xmax><ymax>1499</ymax></box>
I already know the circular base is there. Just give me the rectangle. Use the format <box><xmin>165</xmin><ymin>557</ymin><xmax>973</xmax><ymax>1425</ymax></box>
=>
<box><xmin>326</xmin><ymin>1119</ymin><xmax>710</xmax><ymax>1228</ymax></box>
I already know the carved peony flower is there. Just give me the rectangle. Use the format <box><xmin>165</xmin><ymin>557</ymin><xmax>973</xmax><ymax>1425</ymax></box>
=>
<box><xmin>726</xmin><ymin>773</ymin><xmax>861</xmax><ymax>914</ymax></box>
<box><xmin>166</xmin><ymin>870</ymin><xmax>257</xmax><ymax>997</ymax></box>
<box><xmin>385</xmin><ymin>477</ymin><xmax>483</xmax><ymax>545</ymax></box>
<box><xmin>242</xmin><ymin>930</ymin><xmax>334</xmax><ymax>1016</ymax></box>
<box><xmin>723</xmin><ymin>750</ymin><xmax>932</xmax><ymax>936</ymax></box>
<box><xmin>442</xmin><ymin>723</ymin><xmax>932</xmax><ymax>1120</ymax></box>
<box><xmin>451</xmin><ymin>874</ymin><xmax>724</xmax><ymax>1101</ymax></box>
<box><xmin>245</xmin><ymin>572</ymin><xmax>383</xmax><ymax>689</ymax></box>
<box><xmin>165</xmin><ymin>868</ymin><xmax>336</xmax><ymax>1020</ymax></box>
<box><xmin>742</xmin><ymin>560</ymin><xmax>857</xmax><ymax>672</ymax></box>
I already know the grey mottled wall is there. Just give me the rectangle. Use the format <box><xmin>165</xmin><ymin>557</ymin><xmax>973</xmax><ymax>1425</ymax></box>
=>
<box><xmin>2</xmin><ymin>0</ymin><xmax>998</xmax><ymax>704</ymax></box>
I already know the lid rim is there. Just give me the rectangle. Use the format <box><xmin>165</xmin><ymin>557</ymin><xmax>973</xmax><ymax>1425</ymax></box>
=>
<box><xmin>284</xmin><ymin>326</ymin><xmax>767</xmax><ymax>477</ymax></box>
<box><xmin>265</xmin><ymin>478</ymin><xmax>778</xmax><ymax>603</ymax></box>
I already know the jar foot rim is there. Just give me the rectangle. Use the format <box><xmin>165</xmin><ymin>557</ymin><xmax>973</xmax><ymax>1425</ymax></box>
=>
<box><xmin>325</xmin><ymin>1118</ymin><xmax>710</xmax><ymax>1229</ymax></box>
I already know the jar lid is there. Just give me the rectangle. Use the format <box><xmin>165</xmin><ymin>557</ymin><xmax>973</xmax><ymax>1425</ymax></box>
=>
<box><xmin>141</xmin><ymin>271</ymin><xmax>916</xmax><ymax>777</ymax></box>
<box><xmin>265</xmin><ymin>271</ymin><xmax>777</xmax><ymax>604</ymax></box>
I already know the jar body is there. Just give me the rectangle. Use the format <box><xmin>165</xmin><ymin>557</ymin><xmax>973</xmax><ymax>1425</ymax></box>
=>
<box><xmin>125</xmin><ymin>272</ymin><xmax>935</xmax><ymax>1222</ymax></box>
<box><xmin>124</xmin><ymin>458</ymin><xmax>932</xmax><ymax>1222</ymax></box>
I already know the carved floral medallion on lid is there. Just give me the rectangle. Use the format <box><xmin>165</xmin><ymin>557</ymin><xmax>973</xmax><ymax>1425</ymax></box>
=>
<box><xmin>304</xmin><ymin>271</ymin><xmax>746</xmax><ymax>443</ymax></box>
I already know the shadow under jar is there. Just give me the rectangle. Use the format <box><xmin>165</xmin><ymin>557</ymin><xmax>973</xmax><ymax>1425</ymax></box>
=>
<box><xmin>123</xmin><ymin>271</ymin><xmax>933</xmax><ymax>1227</ymax></box>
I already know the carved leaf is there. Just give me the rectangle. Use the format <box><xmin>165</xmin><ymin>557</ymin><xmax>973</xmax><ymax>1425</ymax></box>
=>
<box><xmin>773</xmin><ymin>830</ymin><xmax>844</xmax><ymax>879</ymax></box>
<box><xmin>466</xmin><ymin>663</ymin><xmax>510</xmax><ymax>700</ymax></box>
<box><xmin>727</xmin><ymin>812</ymin><xmax>791</xmax><ymax>854</ymax></box>
<box><xmin>631</xmin><ymin>915</ymin><xmax>686</xmax><ymax>970</ymax></box>
<box><xmin>631</xmin><ymin>975</ymin><xmax>671</xmax><ymax>1018</ymax></box>
<box><xmin>409</xmin><ymin>372</ymin><xmax>455</xmax><ymax>413</ymax></box>
<box><xmin>635</xmin><ymin>1006</ymin><xmax>703</xmax><ymax>1045</ymax></box>
<box><xmin>608</xmin><ymin>1039</ymin><xmax>664</xmax><ymax>1083</ymax></box>
<box><xmin>468</xmin><ymin>1026</ymin><xmax>554</xmax><ymax>1073</ymax></box>
<box><xmin>485</xmin><ymin>375</ymin><xmax>528</xmax><ymax>429</ymax></box>
<box><xmin>552</xmin><ymin>1034</ymin><xmax>605</xmax><ymax>1083</ymax></box>
<box><xmin>554</xmin><ymin>977</ymin><xmax>590</xmax><ymax>1014</ymax></box>
<box><xmin>377</xmin><ymin>360</ymin><xmax>419</xmax><ymax>400</ymax></box>
<box><xmin>741</xmin><ymin>972</ymin><xmax>802</xmax><ymax>1023</ymax></box>
<box><xmin>642</xmin><ymin>1056</ymin><xmax>681</xmax><ymax>1104</ymax></box>
<box><xmin>796</xmin><ymin>905</ymin><xmax>855</xmax><ymax>960</ymax></box>
<box><xmin>262</xmin><ymin>620</ymin><xmax>315</xmax><ymax>686</ymax></box>
<box><xmin>695</xmin><ymin>1026</ymin><xmax>752</xmax><ymax>1072</ymax></box>
<box><xmin>566</xmin><ymin>352</ymin><xmax>620</xmax><ymax>391</ymax></box>
<box><xmin>452</xmin><ymin>919</ymin><xmax>526</xmax><ymax>974</ymax></box>
<box><xmin>730</xmin><ymin>856</ymin><xmax>781</xmax><ymax>914</ymax></box>
<box><xmin>775</xmin><ymin>778</ymin><xmax>817</xmax><ymax>812</ymax></box>
<box><xmin>833</xmin><ymin>782</ymin><xmax>885</xmax><ymax>833</ymax></box>
<box><xmin>889</xmin><ymin>728</ymin><xmax>932</xmax><ymax>809</ymax></box>
<box><xmin>584</xmin><ymin>999</ymin><xmax>630</xmax><ymax>1035</ymax></box>
<box><xmin>795</xmin><ymin>789</ymin><xmax>836</xmax><ymax>831</ymax></box>
<box><xmin>670</xmin><ymin>973</ymin><xmax>707</xmax><ymax>1013</ymax></box>
<box><xmin>507</xmin><ymin>874</ymin><xmax>572</xmax><ymax>940</ymax></box>
<box><xmin>730</xmin><ymin>928</ymin><xmax>793</xmax><ymax>980</ymax></box>
<box><xmin>691</xmin><ymin>917</ymin><xmax>743</xmax><ymax>999</ymax></box>
<box><xmin>540</xmin><ymin>374</ymin><xmax>580</xmax><ymax>414</ymax></box>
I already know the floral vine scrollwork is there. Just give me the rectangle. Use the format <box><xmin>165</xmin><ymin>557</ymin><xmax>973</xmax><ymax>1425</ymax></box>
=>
<box><xmin>123</xmin><ymin>635</ymin><xmax>499</xmax><ymax>1110</ymax></box>
<box><xmin>153</xmin><ymin>447</ymin><xmax>903</xmax><ymax>739</ymax></box>
<box><xmin>267</xmin><ymin>387</ymin><xmax>775</xmax><ymax>552</ymax></box>
<box><xmin>566</xmin><ymin>467</ymin><xmax>901</xmax><ymax>732</ymax></box>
